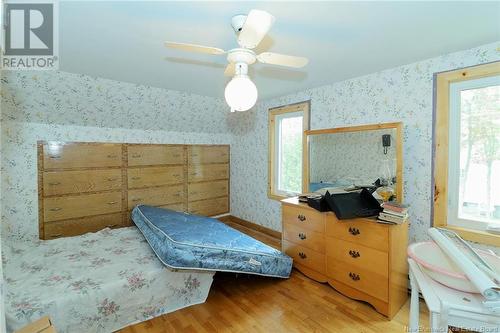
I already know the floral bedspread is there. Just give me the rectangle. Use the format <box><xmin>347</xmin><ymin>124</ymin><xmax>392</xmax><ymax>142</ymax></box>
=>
<box><xmin>3</xmin><ymin>227</ymin><xmax>214</xmax><ymax>333</ymax></box>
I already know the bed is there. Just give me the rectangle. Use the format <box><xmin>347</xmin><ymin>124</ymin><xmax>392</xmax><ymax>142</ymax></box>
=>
<box><xmin>3</xmin><ymin>227</ymin><xmax>214</xmax><ymax>333</ymax></box>
<box><xmin>132</xmin><ymin>205</ymin><xmax>293</xmax><ymax>278</ymax></box>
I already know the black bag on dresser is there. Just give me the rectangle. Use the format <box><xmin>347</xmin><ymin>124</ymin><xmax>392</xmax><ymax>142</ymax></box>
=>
<box><xmin>306</xmin><ymin>195</ymin><xmax>330</xmax><ymax>212</ymax></box>
<box><xmin>324</xmin><ymin>189</ymin><xmax>382</xmax><ymax>219</ymax></box>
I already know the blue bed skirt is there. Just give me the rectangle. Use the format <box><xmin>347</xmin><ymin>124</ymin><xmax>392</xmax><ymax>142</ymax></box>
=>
<box><xmin>132</xmin><ymin>205</ymin><xmax>293</xmax><ymax>278</ymax></box>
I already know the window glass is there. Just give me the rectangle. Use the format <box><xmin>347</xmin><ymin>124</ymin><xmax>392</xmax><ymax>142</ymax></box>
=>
<box><xmin>449</xmin><ymin>76</ymin><xmax>500</xmax><ymax>230</ymax></box>
<box><xmin>277</xmin><ymin>114</ymin><xmax>303</xmax><ymax>194</ymax></box>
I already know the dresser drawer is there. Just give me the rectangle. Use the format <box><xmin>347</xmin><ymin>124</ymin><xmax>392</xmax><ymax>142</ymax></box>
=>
<box><xmin>326</xmin><ymin>238</ymin><xmax>388</xmax><ymax>277</ymax></box>
<box><xmin>327</xmin><ymin>260</ymin><xmax>388</xmax><ymax>302</ymax></box>
<box><xmin>188</xmin><ymin>197</ymin><xmax>229</xmax><ymax>216</ymax></box>
<box><xmin>188</xmin><ymin>145</ymin><xmax>229</xmax><ymax>164</ymax></box>
<box><xmin>282</xmin><ymin>205</ymin><xmax>325</xmax><ymax>233</ymax></box>
<box><xmin>188</xmin><ymin>180</ymin><xmax>228</xmax><ymax>202</ymax></box>
<box><xmin>44</xmin><ymin>192</ymin><xmax>122</xmax><ymax>222</ymax></box>
<box><xmin>326</xmin><ymin>216</ymin><xmax>389</xmax><ymax>252</ymax></box>
<box><xmin>159</xmin><ymin>202</ymin><xmax>187</xmax><ymax>212</ymax></box>
<box><xmin>128</xmin><ymin>184</ymin><xmax>184</xmax><ymax>210</ymax></box>
<box><xmin>283</xmin><ymin>240</ymin><xmax>326</xmax><ymax>274</ymax></box>
<box><xmin>43</xmin><ymin>169</ymin><xmax>122</xmax><ymax>196</ymax></box>
<box><xmin>127</xmin><ymin>202</ymin><xmax>187</xmax><ymax>225</ymax></box>
<box><xmin>128</xmin><ymin>145</ymin><xmax>185</xmax><ymax>166</ymax></box>
<box><xmin>188</xmin><ymin>163</ymin><xmax>229</xmax><ymax>182</ymax></box>
<box><xmin>44</xmin><ymin>213</ymin><xmax>123</xmax><ymax>239</ymax></box>
<box><xmin>283</xmin><ymin>223</ymin><xmax>325</xmax><ymax>253</ymax></box>
<box><xmin>128</xmin><ymin>166</ymin><xmax>184</xmax><ymax>188</ymax></box>
<box><xmin>43</xmin><ymin>143</ymin><xmax>122</xmax><ymax>169</ymax></box>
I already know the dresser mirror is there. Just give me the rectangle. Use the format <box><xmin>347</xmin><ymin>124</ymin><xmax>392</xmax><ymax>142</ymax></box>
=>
<box><xmin>304</xmin><ymin>122</ymin><xmax>403</xmax><ymax>202</ymax></box>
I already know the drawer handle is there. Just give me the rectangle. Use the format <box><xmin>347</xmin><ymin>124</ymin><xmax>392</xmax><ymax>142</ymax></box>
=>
<box><xmin>173</xmin><ymin>154</ymin><xmax>181</xmax><ymax>158</ymax></box>
<box><xmin>132</xmin><ymin>198</ymin><xmax>142</xmax><ymax>202</ymax></box>
<box><xmin>174</xmin><ymin>192</ymin><xmax>181</xmax><ymax>197</ymax></box>
<box><xmin>190</xmin><ymin>191</ymin><xmax>198</xmax><ymax>195</ymax></box>
<box><xmin>106</xmin><ymin>224</ymin><xmax>118</xmax><ymax>228</ymax></box>
<box><xmin>49</xmin><ymin>155</ymin><xmax>61</xmax><ymax>159</ymax></box>
<box><xmin>297</xmin><ymin>214</ymin><xmax>306</xmax><ymax>222</ymax></box>
<box><xmin>348</xmin><ymin>227</ymin><xmax>360</xmax><ymax>236</ymax></box>
<box><xmin>298</xmin><ymin>233</ymin><xmax>307</xmax><ymax>240</ymax></box>
<box><xmin>107</xmin><ymin>177</ymin><xmax>119</xmax><ymax>181</ymax></box>
<box><xmin>190</xmin><ymin>173</ymin><xmax>197</xmax><ymax>176</ymax></box>
<box><xmin>107</xmin><ymin>201</ymin><xmax>118</xmax><ymax>205</ymax></box>
<box><xmin>349</xmin><ymin>272</ymin><xmax>361</xmax><ymax>281</ymax></box>
<box><xmin>107</xmin><ymin>154</ymin><xmax>118</xmax><ymax>158</ymax></box>
<box><xmin>49</xmin><ymin>207</ymin><xmax>62</xmax><ymax>212</ymax></box>
<box><xmin>48</xmin><ymin>182</ymin><xmax>61</xmax><ymax>186</ymax></box>
<box><xmin>298</xmin><ymin>252</ymin><xmax>307</xmax><ymax>259</ymax></box>
<box><xmin>349</xmin><ymin>250</ymin><xmax>360</xmax><ymax>258</ymax></box>
<box><xmin>131</xmin><ymin>176</ymin><xmax>141</xmax><ymax>180</ymax></box>
<box><xmin>50</xmin><ymin>234</ymin><xmax>62</xmax><ymax>238</ymax></box>
<box><xmin>132</xmin><ymin>154</ymin><xmax>142</xmax><ymax>158</ymax></box>
<box><xmin>173</xmin><ymin>174</ymin><xmax>181</xmax><ymax>177</ymax></box>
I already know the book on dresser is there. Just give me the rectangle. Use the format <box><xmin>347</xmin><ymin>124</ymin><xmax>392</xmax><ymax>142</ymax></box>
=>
<box><xmin>377</xmin><ymin>212</ymin><xmax>408</xmax><ymax>225</ymax></box>
<box><xmin>378</xmin><ymin>202</ymin><xmax>409</xmax><ymax>224</ymax></box>
<box><xmin>381</xmin><ymin>202</ymin><xmax>409</xmax><ymax>214</ymax></box>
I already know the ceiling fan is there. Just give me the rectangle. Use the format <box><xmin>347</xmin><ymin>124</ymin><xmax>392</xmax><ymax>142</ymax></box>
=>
<box><xmin>164</xmin><ymin>9</ymin><xmax>309</xmax><ymax>111</ymax></box>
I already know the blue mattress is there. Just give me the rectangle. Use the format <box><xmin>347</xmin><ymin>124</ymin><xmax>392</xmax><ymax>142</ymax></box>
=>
<box><xmin>131</xmin><ymin>205</ymin><xmax>293</xmax><ymax>278</ymax></box>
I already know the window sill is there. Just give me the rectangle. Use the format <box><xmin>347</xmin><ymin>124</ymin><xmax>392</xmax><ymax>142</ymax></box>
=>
<box><xmin>268</xmin><ymin>192</ymin><xmax>299</xmax><ymax>202</ymax></box>
<box><xmin>440</xmin><ymin>225</ymin><xmax>500</xmax><ymax>247</ymax></box>
<box><xmin>268</xmin><ymin>193</ymin><xmax>287</xmax><ymax>201</ymax></box>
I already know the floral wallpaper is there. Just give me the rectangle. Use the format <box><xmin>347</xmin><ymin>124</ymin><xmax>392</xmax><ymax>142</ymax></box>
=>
<box><xmin>1</xmin><ymin>71</ymin><xmax>229</xmax><ymax>133</ymax></box>
<box><xmin>1</xmin><ymin>71</ymin><xmax>230</xmax><ymax>242</ymax></box>
<box><xmin>309</xmin><ymin>129</ymin><xmax>397</xmax><ymax>186</ymax></box>
<box><xmin>228</xmin><ymin>42</ymin><xmax>500</xmax><ymax>251</ymax></box>
<box><xmin>0</xmin><ymin>84</ymin><xmax>5</xmax><ymax>333</ymax></box>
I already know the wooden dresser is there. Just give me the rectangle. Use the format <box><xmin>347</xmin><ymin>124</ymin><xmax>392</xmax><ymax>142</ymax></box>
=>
<box><xmin>38</xmin><ymin>141</ymin><xmax>230</xmax><ymax>240</ymax></box>
<box><xmin>187</xmin><ymin>145</ymin><xmax>230</xmax><ymax>217</ymax></box>
<box><xmin>281</xmin><ymin>197</ymin><xmax>408</xmax><ymax>319</ymax></box>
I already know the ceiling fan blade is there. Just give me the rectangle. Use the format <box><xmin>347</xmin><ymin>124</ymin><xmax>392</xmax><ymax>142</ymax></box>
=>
<box><xmin>237</xmin><ymin>10</ymin><xmax>275</xmax><ymax>49</ymax></box>
<box><xmin>257</xmin><ymin>52</ymin><xmax>309</xmax><ymax>68</ymax></box>
<box><xmin>164</xmin><ymin>41</ymin><xmax>225</xmax><ymax>55</ymax></box>
<box><xmin>224</xmin><ymin>63</ymin><xmax>235</xmax><ymax>77</ymax></box>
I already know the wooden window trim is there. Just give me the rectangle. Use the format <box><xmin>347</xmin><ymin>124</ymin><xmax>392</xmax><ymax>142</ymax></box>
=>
<box><xmin>268</xmin><ymin>101</ymin><xmax>310</xmax><ymax>201</ymax></box>
<box><xmin>433</xmin><ymin>61</ymin><xmax>500</xmax><ymax>246</ymax></box>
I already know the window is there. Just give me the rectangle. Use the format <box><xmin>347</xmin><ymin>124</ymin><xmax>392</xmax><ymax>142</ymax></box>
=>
<box><xmin>268</xmin><ymin>101</ymin><xmax>310</xmax><ymax>199</ymax></box>
<box><xmin>434</xmin><ymin>62</ymin><xmax>500</xmax><ymax>246</ymax></box>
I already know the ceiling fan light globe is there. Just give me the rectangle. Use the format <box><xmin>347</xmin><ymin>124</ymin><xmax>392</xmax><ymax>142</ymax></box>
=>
<box><xmin>224</xmin><ymin>76</ymin><xmax>258</xmax><ymax>112</ymax></box>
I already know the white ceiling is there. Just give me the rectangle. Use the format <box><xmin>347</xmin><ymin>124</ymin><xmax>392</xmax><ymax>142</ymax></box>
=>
<box><xmin>60</xmin><ymin>1</ymin><xmax>499</xmax><ymax>100</ymax></box>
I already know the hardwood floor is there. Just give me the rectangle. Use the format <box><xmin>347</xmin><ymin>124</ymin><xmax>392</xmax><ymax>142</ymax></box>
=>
<box><xmin>119</xmin><ymin>217</ymin><xmax>431</xmax><ymax>333</ymax></box>
<box><xmin>221</xmin><ymin>219</ymin><xmax>281</xmax><ymax>250</ymax></box>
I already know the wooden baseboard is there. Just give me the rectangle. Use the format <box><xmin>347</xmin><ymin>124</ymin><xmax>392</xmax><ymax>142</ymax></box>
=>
<box><xmin>218</xmin><ymin>215</ymin><xmax>281</xmax><ymax>240</ymax></box>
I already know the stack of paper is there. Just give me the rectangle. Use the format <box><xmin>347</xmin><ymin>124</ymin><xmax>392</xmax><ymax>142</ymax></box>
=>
<box><xmin>377</xmin><ymin>202</ymin><xmax>409</xmax><ymax>224</ymax></box>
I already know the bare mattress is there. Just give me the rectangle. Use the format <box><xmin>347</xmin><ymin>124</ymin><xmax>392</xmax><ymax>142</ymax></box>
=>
<box><xmin>132</xmin><ymin>205</ymin><xmax>293</xmax><ymax>278</ymax></box>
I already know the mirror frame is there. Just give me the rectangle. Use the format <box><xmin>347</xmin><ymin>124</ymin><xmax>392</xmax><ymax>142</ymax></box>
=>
<box><xmin>303</xmin><ymin>122</ymin><xmax>404</xmax><ymax>202</ymax></box>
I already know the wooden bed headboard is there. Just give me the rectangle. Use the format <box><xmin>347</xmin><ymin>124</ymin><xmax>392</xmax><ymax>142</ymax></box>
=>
<box><xmin>37</xmin><ymin>141</ymin><xmax>230</xmax><ymax>240</ymax></box>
